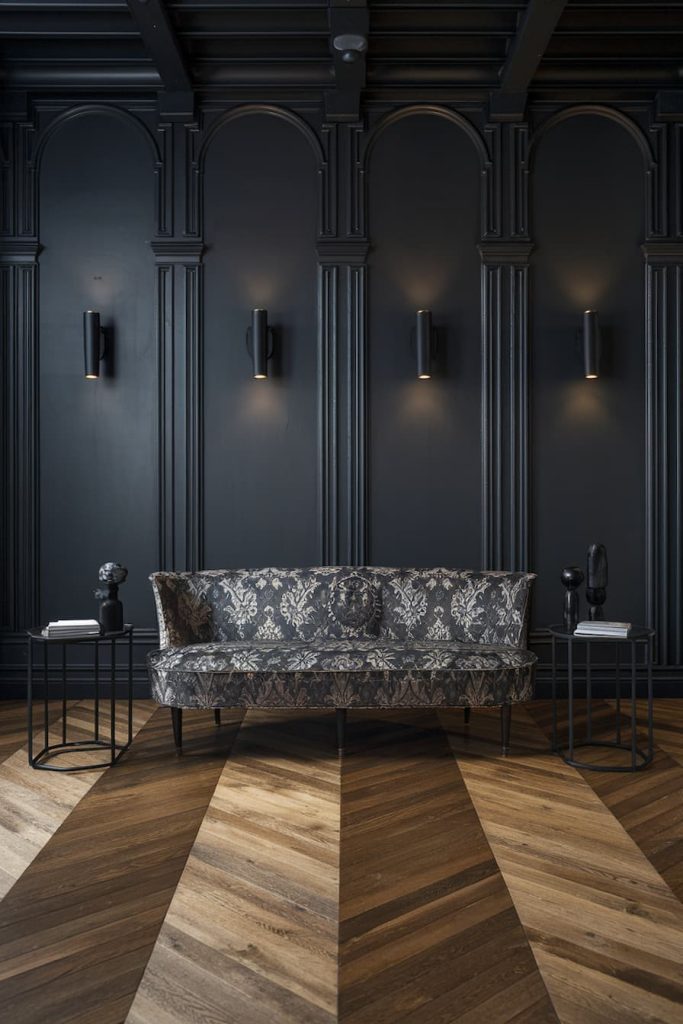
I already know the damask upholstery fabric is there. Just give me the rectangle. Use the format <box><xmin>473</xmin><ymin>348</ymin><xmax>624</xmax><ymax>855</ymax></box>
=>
<box><xmin>148</xmin><ymin>639</ymin><xmax>536</xmax><ymax>709</ymax></box>
<box><xmin>149</xmin><ymin>567</ymin><xmax>536</xmax><ymax>710</ymax></box>
<box><xmin>150</xmin><ymin>567</ymin><xmax>534</xmax><ymax>647</ymax></box>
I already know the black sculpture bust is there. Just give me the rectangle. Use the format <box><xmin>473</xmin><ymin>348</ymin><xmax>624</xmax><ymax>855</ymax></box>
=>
<box><xmin>560</xmin><ymin>565</ymin><xmax>584</xmax><ymax>631</ymax></box>
<box><xmin>94</xmin><ymin>562</ymin><xmax>128</xmax><ymax>633</ymax></box>
<box><xmin>586</xmin><ymin>543</ymin><xmax>608</xmax><ymax>620</ymax></box>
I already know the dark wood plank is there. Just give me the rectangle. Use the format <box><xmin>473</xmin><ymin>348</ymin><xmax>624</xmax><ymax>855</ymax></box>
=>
<box><xmin>339</xmin><ymin>711</ymin><xmax>558</xmax><ymax>1024</ymax></box>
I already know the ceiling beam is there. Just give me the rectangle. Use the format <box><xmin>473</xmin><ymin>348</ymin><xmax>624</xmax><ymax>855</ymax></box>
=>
<box><xmin>126</xmin><ymin>0</ymin><xmax>193</xmax><ymax>119</ymax></box>
<box><xmin>490</xmin><ymin>0</ymin><xmax>568</xmax><ymax>121</ymax></box>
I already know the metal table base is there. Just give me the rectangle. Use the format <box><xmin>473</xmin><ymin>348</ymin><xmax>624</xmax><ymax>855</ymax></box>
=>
<box><xmin>27</xmin><ymin>626</ymin><xmax>134</xmax><ymax>771</ymax></box>
<box><xmin>549</xmin><ymin>624</ymin><xmax>654</xmax><ymax>773</ymax></box>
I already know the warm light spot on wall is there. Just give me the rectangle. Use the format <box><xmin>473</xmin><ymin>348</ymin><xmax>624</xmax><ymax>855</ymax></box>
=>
<box><xmin>560</xmin><ymin>380</ymin><xmax>609</xmax><ymax>426</ymax></box>
<box><xmin>550</xmin><ymin>256</ymin><xmax>622</xmax><ymax>309</ymax></box>
<box><xmin>241</xmin><ymin>275</ymin><xmax>279</xmax><ymax>307</ymax></box>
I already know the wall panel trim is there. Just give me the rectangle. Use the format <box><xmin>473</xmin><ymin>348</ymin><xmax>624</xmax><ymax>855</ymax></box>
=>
<box><xmin>479</xmin><ymin>242</ymin><xmax>533</xmax><ymax>571</ymax></box>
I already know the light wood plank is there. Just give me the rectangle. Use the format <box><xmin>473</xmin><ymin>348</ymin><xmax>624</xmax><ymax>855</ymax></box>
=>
<box><xmin>126</xmin><ymin>711</ymin><xmax>340</xmax><ymax>1024</ymax></box>
<box><xmin>0</xmin><ymin>699</ymin><xmax>154</xmax><ymax>902</ymax></box>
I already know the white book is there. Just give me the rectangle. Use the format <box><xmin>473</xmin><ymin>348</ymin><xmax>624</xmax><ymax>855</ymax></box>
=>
<box><xmin>45</xmin><ymin>619</ymin><xmax>101</xmax><ymax>636</ymax></box>
<box><xmin>575</xmin><ymin>620</ymin><xmax>631</xmax><ymax>632</ymax></box>
<box><xmin>573</xmin><ymin>622</ymin><xmax>634</xmax><ymax>630</ymax></box>
<box><xmin>47</xmin><ymin>619</ymin><xmax>100</xmax><ymax>629</ymax></box>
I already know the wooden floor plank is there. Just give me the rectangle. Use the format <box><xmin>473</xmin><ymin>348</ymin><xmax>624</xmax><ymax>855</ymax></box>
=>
<box><xmin>339</xmin><ymin>711</ymin><xmax>558</xmax><ymax>1024</ymax></box>
<box><xmin>441</xmin><ymin>705</ymin><xmax>683</xmax><ymax>1024</ymax></box>
<box><xmin>0</xmin><ymin>705</ymin><xmax>241</xmax><ymax>1024</ymax></box>
<box><xmin>0</xmin><ymin>700</ymin><xmax>73</xmax><ymax>766</ymax></box>
<box><xmin>1</xmin><ymin>700</ymin><xmax>683</xmax><ymax>1022</ymax></box>
<box><xmin>0</xmin><ymin>699</ymin><xmax>155</xmax><ymax>901</ymax></box>
<box><xmin>527</xmin><ymin>699</ymin><xmax>683</xmax><ymax>904</ymax></box>
<box><xmin>125</xmin><ymin>710</ymin><xmax>341</xmax><ymax>1024</ymax></box>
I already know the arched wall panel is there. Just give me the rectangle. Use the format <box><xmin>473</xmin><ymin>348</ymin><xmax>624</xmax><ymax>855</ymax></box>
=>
<box><xmin>366</xmin><ymin>114</ymin><xmax>482</xmax><ymax>567</ymax></box>
<box><xmin>530</xmin><ymin>113</ymin><xmax>645</xmax><ymax>628</ymax></box>
<box><xmin>202</xmin><ymin>113</ymin><xmax>319</xmax><ymax>568</ymax></box>
<box><xmin>39</xmin><ymin>112</ymin><xmax>157</xmax><ymax>627</ymax></box>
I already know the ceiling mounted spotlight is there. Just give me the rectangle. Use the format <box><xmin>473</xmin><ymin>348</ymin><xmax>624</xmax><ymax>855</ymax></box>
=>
<box><xmin>332</xmin><ymin>33</ymin><xmax>368</xmax><ymax>63</ymax></box>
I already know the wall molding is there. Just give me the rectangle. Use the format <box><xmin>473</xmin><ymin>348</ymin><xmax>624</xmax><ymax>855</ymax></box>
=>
<box><xmin>316</xmin><ymin>239</ymin><xmax>369</xmax><ymax>265</ymax></box>
<box><xmin>319</xmin><ymin>264</ymin><xmax>339</xmax><ymax>564</ymax></box>
<box><xmin>480</xmin><ymin>244</ymin><xmax>533</xmax><ymax>571</ymax></box>
<box><xmin>152</xmin><ymin>240</ymin><xmax>205</xmax><ymax>571</ymax></box>
<box><xmin>645</xmin><ymin>260</ymin><xmax>683</xmax><ymax>664</ymax></box>
<box><xmin>1</xmin><ymin>248</ymin><xmax>40</xmax><ymax>632</ymax></box>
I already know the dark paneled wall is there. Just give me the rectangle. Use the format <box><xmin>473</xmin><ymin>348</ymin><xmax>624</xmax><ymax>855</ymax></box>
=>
<box><xmin>2</xmin><ymin>94</ymin><xmax>682</xmax><ymax>690</ymax></box>
<box><xmin>367</xmin><ymin>115</ymin><xmax>481</xmax><ymax>567</ymax></box>
<box><xmin>531</xmin><ymin>114</ymin><xmax>646</xmax><ymax>632</ymax></box>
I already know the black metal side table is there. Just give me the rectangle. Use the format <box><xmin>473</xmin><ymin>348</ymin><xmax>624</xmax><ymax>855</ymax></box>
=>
<box><xmin>27</xmin><ymin>625</ymin><xmax>134</xmax><ymax>771</ymax></box>
<box><xmin>548</xmin><ymin>624</ymin><xmax>654</xmax><ymax>772</ymax></box>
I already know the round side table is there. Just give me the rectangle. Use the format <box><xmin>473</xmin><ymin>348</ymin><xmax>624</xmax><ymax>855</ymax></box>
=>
<box><xmin>26</xmin><ymin>625</ymin><xmax>134</xmax><ymax>771</ymax></box>
<box><xmin>548</xmin><ymin>624</ymin><xmax>654</xmax><ymax>772</ymax></box>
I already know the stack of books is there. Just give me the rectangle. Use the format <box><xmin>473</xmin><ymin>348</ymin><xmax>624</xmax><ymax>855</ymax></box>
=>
<box><xmin>574</xmin><ymin>620</ymin><xmax>632</xmax><ymax>638</ymax></box>
<box><xmin>42</xmin><ymin>619</ymin><xmax>102</xmax><ymax>639</ymax></box>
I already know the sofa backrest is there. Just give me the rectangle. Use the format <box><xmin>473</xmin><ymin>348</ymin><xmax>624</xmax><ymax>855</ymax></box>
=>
<box><xmin>150</xmin><ymin>567</ymin><xmax>535</xmax><ymax>648</ymax></box>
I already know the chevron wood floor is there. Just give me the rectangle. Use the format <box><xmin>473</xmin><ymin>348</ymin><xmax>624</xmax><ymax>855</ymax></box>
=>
<box><xmin>0</xmin><ymin>700</ymin><xmax>682</xmax><ymax>1023</ymax></box>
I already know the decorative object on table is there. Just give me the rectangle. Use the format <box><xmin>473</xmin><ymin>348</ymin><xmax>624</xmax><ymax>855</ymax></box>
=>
<box><xmin>43</xmin><ymin>619</ymin><xmax>101</xmax><ymax>639</ymax></box>
<box><xmin>94</xmin><ymin>562</ymin><xmax>128</xmax><ymax>633</ymax></box>
<box><xmin>586</xmin><ymin>542</ymin><xmax>608</xmax><ymax>620</ymax></box>
<box><xmin>574</xmin><ymin>620</ymin><xmax>631</xmax><ymax>639</ymax></box>
<box><xmin>548</xmin><ymin>622</ymin><xmax>653</xmax><ymax>772</ymax></box>
<box><xmin>26</xmin><ymin>624</ymin><xmax>134</xmax><ymax>771</ymax></box>
<box><xmin>560</xmin><ymin>566</ymin><xmax>584</xmax><ymax>631</ymax></box>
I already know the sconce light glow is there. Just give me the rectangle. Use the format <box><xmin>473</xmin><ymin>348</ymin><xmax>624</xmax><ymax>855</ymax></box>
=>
<box><xmin>83</xmin><ymin>310</ymin><xmax>104</xmax><ymax>379</ymax></box>
<box><xmin>583</xmin><ymin>309</ymin><xmax>600</xmax><ymax>380</ymax></box>
<box><xmin>416</xmin><ymin>309</ymin><xmax>433</xmax><ymax>379</ymax></box>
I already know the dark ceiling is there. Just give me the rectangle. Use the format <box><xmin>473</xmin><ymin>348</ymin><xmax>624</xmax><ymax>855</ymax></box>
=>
<box><xmin>1</xmin><ymin>1</ymin><xmax>682</xmax><ymax>107</ymax></box>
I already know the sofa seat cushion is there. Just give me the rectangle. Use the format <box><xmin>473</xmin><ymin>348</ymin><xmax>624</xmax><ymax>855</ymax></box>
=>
<box><xmin>148</xmin><ymin>640</ymin><xmax>536</xmax><ymax>710</ymax></box>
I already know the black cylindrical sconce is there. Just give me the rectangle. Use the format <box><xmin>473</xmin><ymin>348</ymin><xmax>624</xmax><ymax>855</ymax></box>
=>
<box><xmin>83</xmin><ymin>310</ymin><xmax>104</xmax><ymax>379</ymax></box>
<box><xmin>416</xmin><ymin>309</ymin><xmax>433</xmax><ymax>379</ymax></box>
<box><xmin>583</xmin><ymin>309</ymin><xmax>600</xmax><ymax>379</ymax></box>
<box><xmin>250</xmin><ymin>308</ymin><xmax>270</xmax><ymax>380</ymax></box>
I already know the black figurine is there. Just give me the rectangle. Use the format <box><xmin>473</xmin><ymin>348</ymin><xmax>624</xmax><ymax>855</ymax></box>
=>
<box><xmin>561</xmin><ymin>566</ymin><xmax>584</xmax><ymax>631</ymax></box>
<box><xmin>94</xmin><ymin>562</ymin><xmax>128</xmax><ymax>633</ymax></box>
<box><xmin>586</xmin><ymin>543</ymin><xmax>608</xmax><ymax>620</ymax></box>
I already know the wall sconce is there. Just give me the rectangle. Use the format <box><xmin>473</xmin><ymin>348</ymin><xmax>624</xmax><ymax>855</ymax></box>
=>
<box><xmin>415</xmin><ymin>309</ymin><xmax>437</xmax><ymax>379</ymax></box>
<box><xmin>246</xmin><ymin>308</ymin><xmax>274</xmax><ymax>379</ymax></box>
<box><xmin>583</xmin><ymin>309</ymin><xmax>600</xmax><ymax>379</ymax></box>
<box><xmin>83</xmin><ymin>310</ymin><xmax>105</xmax><ymax>379</ymax></box>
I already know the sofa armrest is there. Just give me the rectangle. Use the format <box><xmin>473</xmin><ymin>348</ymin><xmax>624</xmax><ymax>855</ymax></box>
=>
<box><xmin>150</xmin><ymin>572</ymin><xmax>213</xmax><ymax>648</ymax></box>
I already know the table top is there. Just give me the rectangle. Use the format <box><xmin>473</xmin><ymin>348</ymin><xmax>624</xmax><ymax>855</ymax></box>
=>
<box><xmin>547</xmin><ymin>624</ymin><xmax>654</xmax><ymax>641</ymax></box>
<box><xmin>27</xmin><ymin>625</ymin><xmax>133</xmax><ymax>643</ymax></box>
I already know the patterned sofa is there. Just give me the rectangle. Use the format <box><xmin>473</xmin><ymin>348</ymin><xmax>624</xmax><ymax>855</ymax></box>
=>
<box><xmin>149</xmin><ymin>567</ymin><xmax>536</xmax><ymax>755</ymax></box>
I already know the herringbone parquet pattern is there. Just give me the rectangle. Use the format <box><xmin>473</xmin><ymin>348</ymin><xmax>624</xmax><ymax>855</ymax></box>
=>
<box><xmin>0</xmin><ymin>700</ymin><xmax>682</xmax><ymax>1023</ymax></box>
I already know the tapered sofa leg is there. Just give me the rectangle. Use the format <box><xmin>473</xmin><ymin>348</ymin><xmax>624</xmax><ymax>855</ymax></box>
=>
<box><xmin>214</xmin><ymin>709</ymin><xmax>221</xmax><ymax>726</ymax></box>
<box><xmin>501</xmin><ymin>704</ymin><xmax>511</xmax><ymax>755</ymax></box>
<box><xmin>464</xmin><ymin>706</ymin><xmax>471</xmax><ymax>725</ymax></box>
<box><xmin>336</xmin><ymin>708</ymin><xmax>346</xmax><ymax>758</ymax></box>
<box><xmin>171</xmin><ymin>707</ymin><xmax>183</xmax><ymax>752</ymax></box>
